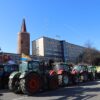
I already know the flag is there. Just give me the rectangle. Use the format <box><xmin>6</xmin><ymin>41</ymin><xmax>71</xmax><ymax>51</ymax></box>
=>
<box><xmin>21</xmin><ymin>53</ymin><xmax>31</xmax><ymax>61</ymax></box>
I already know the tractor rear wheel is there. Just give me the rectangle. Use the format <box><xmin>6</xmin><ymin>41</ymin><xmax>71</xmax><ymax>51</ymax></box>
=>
<box><xmin>48</xmin><ymin>75</ymin><xmax>58</xmax><ymax>90</ymax></box>
<box><xmin>20</xmin><ymin>73</ymin><xmax>41</xmax><ymax>95</ymax></box>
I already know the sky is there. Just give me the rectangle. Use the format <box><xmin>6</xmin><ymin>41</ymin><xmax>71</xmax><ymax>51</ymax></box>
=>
<box><xmin>0</xmin><ymin>0</ymin><xmax>100</xmax><ymax>54</ymax></box>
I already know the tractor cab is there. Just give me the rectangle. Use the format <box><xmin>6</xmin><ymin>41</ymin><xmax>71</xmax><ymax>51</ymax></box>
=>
<box><xmin>72</xmin><ymin>65</ymin><xmax>88</xmax><ymax>74</ymax></box>
<box><xmin>53</xmin><ymin>62</ymin><xmax>69</xmax><ymax>72</ymax></box>
<box><xmin>87</xmin><ymin>65</ymin><xmax>96</xmax><ymax>73</ymax></box>
<box><xmin>87</xmin><ymin>65</ymin><xmax>96</xmax><ymax>80</ymax></box>
<box><xmin>19</xmin><ymin>60</ymin><xmax>40</xmax><ymax>73</ymax></box>
<box><xmin>4</xmin><ymin>64</ymin><xmax>19</xmax><ymax>74</ymax></box>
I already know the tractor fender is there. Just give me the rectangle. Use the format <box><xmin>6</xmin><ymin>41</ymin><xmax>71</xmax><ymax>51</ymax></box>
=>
<box><xmin>49</xmin><ymin>70</ymin><xmax>56</xmax><ymax>76</ymax></box>
<box><xmin>19</xmin><ymin>71</ymin><xmax>39</xmax><ymax>79</ymax></box>
<box><xmin>57</xmin><ymin>70</ymin><xmax>64</xmax><ymax>75</ymax></box>
<box><xmin>9</xmin><ymin>71</ymin><xmax>20</xmax><ymax>79</ymax></box>
<box><xmin>71</xmin><ymin>69</ymin><xmax>78</xmax><ymax>75</ymax></box>
<box><xmin>19</xmin><ymin>72</ymin><xmax>26</xmax><ymax>79</ymax></box>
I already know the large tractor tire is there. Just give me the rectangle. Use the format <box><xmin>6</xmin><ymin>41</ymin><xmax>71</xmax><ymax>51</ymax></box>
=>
<box><xmin>20</xmin><ymin>73</ymin><xmax>42</xmax><ymax>95</ymax></box>
<box><xmin>58</xmin><ymin>75</ymin><xmax>63</xmax><ymax>86</ymax></box>
<box><xmin>8</xmin><ymin>73</ymin><xmax>21</xmax><ymax>93</ymax></box>
<box><xmin>58</xmin><ymin>74</ymin><xmax>69</xmax><ymax>86</ymax></box>
<box><xmin>79</xmin><ymin>73</ymin><xmax>87</xmax><ymax>82</ymax></box>
<box><xmin>48</xmin><ymin>75</ymin><xmax>58</xmax><ymax>90</ymax></box>
<box><xmin>9</xmin><ymin>79</ymin><xmax>19</xmax><ymax>93</ymax></box>
<box><xmin>62</xmin><ymin>74</ymin><xmax>69</xmax><ymax>86</ymax></box>
<box><xmin>9</xmin><ymin>79</ymin><xmax>14</xmax><ymax>91</ymax></box>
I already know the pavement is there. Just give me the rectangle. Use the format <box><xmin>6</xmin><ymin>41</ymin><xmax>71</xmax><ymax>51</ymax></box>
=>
<box><xmin>0</xmin><ymin>80</ymin><xmax>100</xmax><ymax>100</ymax></box>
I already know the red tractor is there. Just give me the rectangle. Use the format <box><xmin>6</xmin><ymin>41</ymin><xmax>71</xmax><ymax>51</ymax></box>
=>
<box><xmin>52</xmin><ymin>62</ymin><xmax>74</xmax><ymax>86</ymax></box>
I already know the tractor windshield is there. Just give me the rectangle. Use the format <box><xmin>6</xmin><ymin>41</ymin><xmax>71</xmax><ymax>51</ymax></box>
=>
<box><xmin>54</xmin><ymin>63</ymin><xmax>69</xmax><ymax>71</ymax></box>
<box><xmin>28</xmin><ymin>61</ymin><xmax>40</xmax><ymax>72</ymax></box>
<box><xmin>19</xmin><ymin>61</ymin><xmax>40</xmax><ymax>72</ymax></box>
<box><xmin>73</xmin><ymin>65</ymin><xmax>81</xmax><ymax>72</ymax></box>
<box><xmin>4</xmin><ymin>64</ymin><xmax>19</xmax><ymax>73</ymax></box>
<box><xmin>88</xmin><ymin>66</ymin><xmax>96</xmax><ymax>72</ymax></box>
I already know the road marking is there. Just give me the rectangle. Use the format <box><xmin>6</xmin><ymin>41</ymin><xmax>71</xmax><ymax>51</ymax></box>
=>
<box><xmin>12</xmin><ymin>97</ymin><xmax>28</xmax><ymax>100</ymax></box>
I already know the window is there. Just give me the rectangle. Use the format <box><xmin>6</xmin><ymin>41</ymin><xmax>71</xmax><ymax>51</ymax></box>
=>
<box><xmin>28</xmin><ymin>61</ymin><xmax>39</xmax><ymax>71</ymax></box>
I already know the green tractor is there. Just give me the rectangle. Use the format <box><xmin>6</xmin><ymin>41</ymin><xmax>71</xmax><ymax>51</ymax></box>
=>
<box><xmin>96</xmin><ymin>66</ymin><xmax>100</xmax><ymax>78</ymax></box>
<box><xmin>71</xmin><ymin>65</ymin><xmax>88</xmax><ymax>83</ymax></box>
<box><xmin>8</xmin><ymin>60</ymin><xmax>58</xmax><ymax>95</ymax></box>
<box><xmin>87</xmin><ymin>65</ymin><xmax>96</xmax><ymax>81</ymax></box>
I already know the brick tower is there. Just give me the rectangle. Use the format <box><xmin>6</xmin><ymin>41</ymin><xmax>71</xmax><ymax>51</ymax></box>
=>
<box><xmin>17</xmin><ymin>19</ymin><xmax>30</xmax><ymax>55</ymax></box>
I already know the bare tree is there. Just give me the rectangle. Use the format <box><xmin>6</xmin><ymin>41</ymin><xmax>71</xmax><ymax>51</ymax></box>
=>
<box><xmin>77</xmin><ymin>41</ymin><xmax>100</xmax><ymax>65</ymax></box>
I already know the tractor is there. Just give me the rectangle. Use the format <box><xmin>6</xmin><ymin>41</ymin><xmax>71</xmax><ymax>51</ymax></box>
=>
<box><xmin>71</xmin><ymin>65</ymin><xmax>88</xmax><ymax>83</ymax></box>
<box><xmin>0</xmin><ymin>64</ymin><xmax>19</xmax><ymax>89</ymax></box>
<box><xmin>87</xmin><ymin>65</ymin><xmax>96</xmax><ymax>81</ymax></box>
<box><xmin>52</xmin><ymin>62</ymin><xmax>75</xmax><ymax>86</ymax></box>
<box><xmin>8</xmin><ymin>60</ymin><xmax>58</xmax><ymax>95</ymax></box>
<box><xmin>96</xmin><ymin>66</ymin><xmax>100</xmax><ymax>78</ymax></box>
<box><xmin>0</xmin><ymin>64</ymin><xmax>4</xmax><ymax>89</ymax></box>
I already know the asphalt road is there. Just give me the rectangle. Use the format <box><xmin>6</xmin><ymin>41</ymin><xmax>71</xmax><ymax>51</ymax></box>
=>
<box><xmin>0</xmin><ymin>80</ymin><xmax>100</xmax><ymax>100</ymax></box>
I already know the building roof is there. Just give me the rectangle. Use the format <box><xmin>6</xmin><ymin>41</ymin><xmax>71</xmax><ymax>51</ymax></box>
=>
<box><xmin>21</xmin><ymin>19</ymin><xmax>27</xmax><ymax>32</ymax></box>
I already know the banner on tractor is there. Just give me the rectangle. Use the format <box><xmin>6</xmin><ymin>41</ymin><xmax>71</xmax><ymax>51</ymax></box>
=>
<box><xmin>20</xmin><ymin>53</ymin><xmax>31</xmax><ymax>61</ymax></box>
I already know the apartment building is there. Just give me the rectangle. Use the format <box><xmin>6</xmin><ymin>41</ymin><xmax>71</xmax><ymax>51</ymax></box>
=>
<box><xmin>32</xmin><ymin>37</ymin><xmax>63</xmax><ymax>61</ymax></box>
<box><xmin>32</xmin><ymin>36</ymin><xmax>85</xmax><ymax>62</ymax></box>
<box><xmin>61</xmin><ymin>41</ymin><xmax>85</xmax><ymax>62</ymax></box>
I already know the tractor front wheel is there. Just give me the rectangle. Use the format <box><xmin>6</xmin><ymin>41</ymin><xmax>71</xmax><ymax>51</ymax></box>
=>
<box><xmin>58</xmin><ymin>74</ymin><xmax>69</xmax><ymax>86</ymax></box>
<box><xmin>62</xmin><ymin>74</ymin><xmax>69</xmax><ymax>86</ymax></box>
<box><xmin>8</xmin><ymin>78</ymin><xmax>20</xmax><ymax>93</ymax></box>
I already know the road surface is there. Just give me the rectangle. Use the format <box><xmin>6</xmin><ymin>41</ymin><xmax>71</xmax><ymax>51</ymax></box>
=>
<box><xmin>0</xmin><ymin>80</ymin><xmax>100</xmax><ymax>100</ymax></box>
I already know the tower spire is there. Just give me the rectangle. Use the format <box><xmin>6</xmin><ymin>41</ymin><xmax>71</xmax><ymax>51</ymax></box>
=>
<box><xmin>21</xmin><ymin>19</ymin><xmax>27</xmax><ymax>32</ymax></box>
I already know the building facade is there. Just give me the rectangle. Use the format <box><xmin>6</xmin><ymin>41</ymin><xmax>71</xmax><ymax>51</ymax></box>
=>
<box><xmin>61</xmin><ymin>41</ymin><xmax>85</xmax><ymax>62</ymax></box>
<box><xmin>0</xmin><ymin>52</ymin><xmax>20</xmax><ymax>64</ymax></box>
<box><xmin>32</xmin><ymin>36</ymin><xmax>85</xmax><ymax>62</ymax></box>
<box><xmin>32</xmin><ymin>37</ymin><xmax>63</xmax><ymax>61</ymax></box>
